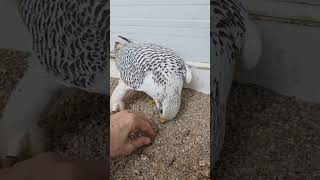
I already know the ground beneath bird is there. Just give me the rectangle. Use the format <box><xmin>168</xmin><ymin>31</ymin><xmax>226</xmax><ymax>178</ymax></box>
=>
<box><xmin>214</xmin><ymin>83</ymin><xmax>320</xmax><ymax>179</ymax></box>
<box><xmin>110</xmin><ymin>78</ymin><xmax>211</xmax><ymax>179</ymax></box>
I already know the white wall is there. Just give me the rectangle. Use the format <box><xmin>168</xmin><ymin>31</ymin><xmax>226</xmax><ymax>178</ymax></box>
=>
<box><xmin>236</xmin><ymin>0</ymin><xmax>320</xmax><ymax>103</ymax></box>
<box><xmin>110</xmin><ymin>0</ymin><xmax>210</xmax><ymax>63</ymax></box>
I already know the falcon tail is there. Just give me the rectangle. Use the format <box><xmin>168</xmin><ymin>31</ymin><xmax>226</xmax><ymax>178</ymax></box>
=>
<box><xmin>185</xmin><ymin>65</ymin><xmax>192</xmax><ymax>84</ymax></box>
<box><xmin>118</xmin><ymin>36</ymin><xmax>132</xmax><ymax>43</ymax></box>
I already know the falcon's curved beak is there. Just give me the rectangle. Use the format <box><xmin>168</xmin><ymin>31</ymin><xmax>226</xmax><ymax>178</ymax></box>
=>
<box><xmin>155</xmin><ymin>108</ymin><xmax>166</xmax><ymax>124</ymax></box>
<box><xmin>151</xmin><ymin>108</ymin><xmax>166</xmax><ymax>124</ymax></box>
<box><xmin>155</xmin><ymin>108</ymin><xmax>163</xmax><ymax>115</ymax></box>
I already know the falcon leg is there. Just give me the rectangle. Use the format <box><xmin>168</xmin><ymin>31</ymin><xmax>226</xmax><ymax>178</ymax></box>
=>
<box><xmin>0</xmin><ymin>56</ymin><xmax>62</xmax><ymax>167</ymax></box>
<box><xmin>110</xmin><ymin>80</ymin><xmax>130</xmax><ymax>112</ymax></box>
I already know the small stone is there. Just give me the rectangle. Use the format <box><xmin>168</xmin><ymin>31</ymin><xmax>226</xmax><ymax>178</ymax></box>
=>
<box><xmin>183</xmin><ymin>130</ymin><xmax>191</xmax><ymax>137</ymax></box>
<box><xmin>199</xmin><ymin>169</ymin><xmax>210</xmax><ymax>178</ymax></box>
<box><xmin>133</xmin><ymin>169</ymin><xmax>140</xmax><ymax>175</ymax></box>
<box><xmin>166</xmin><ymin>157</ymin><xmax>175</xmax><ymax>167</ymax></box>
<box><xmin>0</xmin><ymin>68</ymin><xmax>7</xmax><ymax>74</ymax></box>
<box><xmin>199</xmin><ymin>160</ymin><xmax>207</xmax><ymax>167</ymax></box>
<box><xmin>141</xmin><ymin>155</ymin><xmax>149</xmax><ymax>161</ymax></box>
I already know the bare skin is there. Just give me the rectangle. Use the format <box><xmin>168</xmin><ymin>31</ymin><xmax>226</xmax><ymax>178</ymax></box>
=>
<box><xmin>110</xmin><ymin>110</ymin><xmax>155</xmax><ymax>158</ymax></box>
<box><xmin>0</xmin><ymin>110</ymin><xmax>155</xmax><ymax>179</ymax></box>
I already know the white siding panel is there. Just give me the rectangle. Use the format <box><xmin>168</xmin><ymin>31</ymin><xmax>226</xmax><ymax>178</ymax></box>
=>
<box><xmin>110</xmin><ymin>25</ymin><xmax>209</xmax><ymax>62</ymax></box>
<box><xmin>110</xmin><ymin>0</ymin><xmax>210</xmax><ymax>63</ymax></box>
<box><xmin>111</xmin><ymin>5</ymin><xmax>209</xmax><ymax>21</ymax></box>
<box><xmin>112</xmin><ymin>0</ymin><xmax>209</xmax><ymax>6</ymax></box>
<box><xmin>111</xmin><ymin>19</ymin><xmax>209</xmax><ymax>29</ymax></box>
<box><xmin>243</xmin><ymin>0</ymin><xmax>320</xmax><ymax>23</ymax></box>
<box><xmin>237</xmin><ymin>0</ymin><xmax>320</xmax><ymax>102</ymax></box>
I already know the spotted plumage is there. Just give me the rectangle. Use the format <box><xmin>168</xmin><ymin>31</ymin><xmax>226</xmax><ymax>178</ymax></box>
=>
<box><xmin>212</xmin><ymin>0</ymin><xmax>246</xmax><ymax>64</ymax></box>
<box><xmin>211</xmin><ymin>0</ymin><xmax>262</xmax><ymax>168</ymax></box>
<box><xmin>111</xmin><ymin>37</ymin><xmax>192</xmax><ymax>121</ymax></box>
<box><xmin>116</xmin><ymin>42</ymin><xmax>188</xmax><ymax>88</ymax></box>
<box><xmin>18</xmin><ymin>0</ymin><xmax>109</xmax><ymax>92</ymax></box>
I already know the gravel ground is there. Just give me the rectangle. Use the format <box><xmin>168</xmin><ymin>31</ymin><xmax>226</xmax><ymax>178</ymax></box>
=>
<box><xmin>214</xmin><ymin>83</ymin><xmax>320</xmax><ymax>179</ymax></box>
<box><xmin>110</xmin><ymin>78</ymin><xmax>210</xmax><ymax>179</ymax></box>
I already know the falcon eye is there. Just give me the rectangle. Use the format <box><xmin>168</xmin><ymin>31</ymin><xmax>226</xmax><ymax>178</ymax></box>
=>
<box><xmin>160</xmin><ymin>109</ymin><xmax>163</xmax><ymax>114</ymax></box>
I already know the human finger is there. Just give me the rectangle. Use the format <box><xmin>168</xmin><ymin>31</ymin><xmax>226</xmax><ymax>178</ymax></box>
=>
<box><xmin>130</xmin><ymin>136</ymin><xmax>151</xmax><ymax>149</ymax></box>
<box><xmin>129</xmin><ymin>117</ymin><xmax>155</xmax><ymax>138</ymax></box>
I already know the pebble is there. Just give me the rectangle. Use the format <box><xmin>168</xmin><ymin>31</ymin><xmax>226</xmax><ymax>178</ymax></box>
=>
<box><xmin>0</xmin><ymin>68</ymin><xmax>7</xmax><ymax>74</ymax></box>
<box><xmin>183</xmin><ymin>129</ymin><xmax>191</xmax><ymax>137</ymax></box>
<box><xmin>166</xmin><ymin>157</ymin><xmax>176</xmax><ymax>167</ymax></box>
<box><xmin>199</xmin><ymin>169</ymin><xmax>210</xmax><ymax>178</ymax></box>
<box><xmin>141</xmin><ymin>155</ymin><xmax>149</xmax><ymax>161</ymax></box>
<box><xmin>133</xmin><ymin>169</ymin><xmax>140</xmax><ymax>175</ymax></box>
<box><xmin>199</xmin><ymin>160</ymin><xmax>207</xmax><ymax>167</ymax></box>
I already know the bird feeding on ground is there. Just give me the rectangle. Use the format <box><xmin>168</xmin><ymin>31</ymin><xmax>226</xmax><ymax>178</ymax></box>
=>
<box><xmin>110</xmin><ymin>36</ymin><xmax>192</xmax><ymax>123</ymax></box>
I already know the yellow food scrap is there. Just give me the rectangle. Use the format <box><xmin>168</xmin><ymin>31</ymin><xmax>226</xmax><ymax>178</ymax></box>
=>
<box><xmin>160</xmin><ymin>116</ymin><xmax>167</xmax><ymax>124</ymax></box>
<box><xmin>147</xmin><ymin>99</ymin><xmax>156</xmax><ymax>105</ymax></box>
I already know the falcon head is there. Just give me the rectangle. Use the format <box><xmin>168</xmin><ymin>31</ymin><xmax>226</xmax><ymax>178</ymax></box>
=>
<box><xmin>160</xmin><ymin>94</ymin><xmax>181</xmax><ymax>120</ymax></box>
<box><xmin>156</xmin><ymin>84</ymin><xmax>183</xmax><ymax>121</ymax></box>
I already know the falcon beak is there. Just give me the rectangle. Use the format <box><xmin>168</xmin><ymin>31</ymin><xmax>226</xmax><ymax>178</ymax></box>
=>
<box><xmin>154</xmin><ymin>108</ymin><xmax>166</xmax><ymax>124</ymax></box>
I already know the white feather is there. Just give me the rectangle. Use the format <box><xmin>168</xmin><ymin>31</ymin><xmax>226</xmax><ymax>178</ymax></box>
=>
<box><xmin>137</xmin><ymin>73</ymin><xmax>164</xmax><ymax>103</ymax></box>
<box><xmin>185</xmin><ymin>65</ymin><xmax>192</xmax><ymax>84</ymax></box>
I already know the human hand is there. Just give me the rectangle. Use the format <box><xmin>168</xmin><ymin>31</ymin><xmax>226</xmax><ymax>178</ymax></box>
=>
<box><xmin>110</xmin><ymin>110</ymin><xmax>155</xmax><ymax>158</ymax></box>
<box><xmin>0</xmin><ymin>152</ymin><xmax>107</xmax><ymax>180</ymax></box>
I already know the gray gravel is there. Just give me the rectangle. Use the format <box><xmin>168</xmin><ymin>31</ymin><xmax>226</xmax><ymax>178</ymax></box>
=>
<box><xmin>214</xmin><ymin>83</ymin><xmax>320</xmax><ymax>179</ymax></box>
<box><xmin>110</xmin><ymin>78</ymin><xmax>210</xmax><ymax>179</ymax></box>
